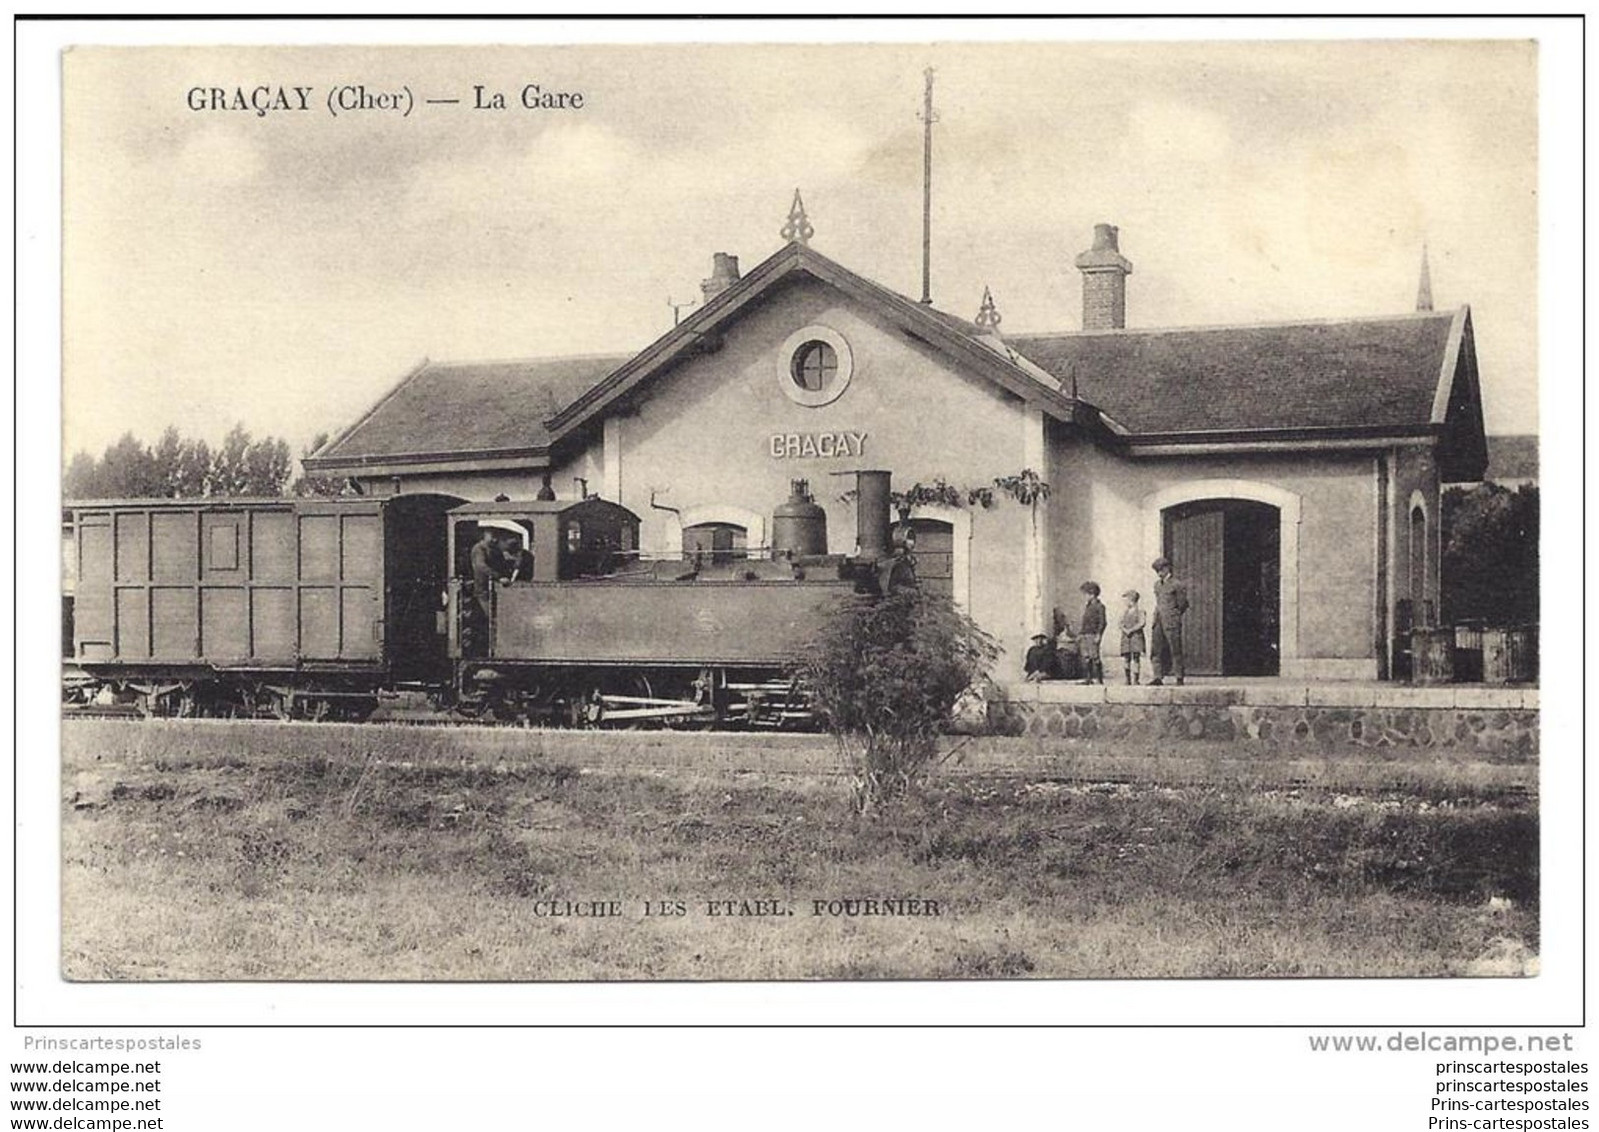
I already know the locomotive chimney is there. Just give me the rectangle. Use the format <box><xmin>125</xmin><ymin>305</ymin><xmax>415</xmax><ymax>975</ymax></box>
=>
<box><xmin>854</xmin><ymin>470</ymin><xmax>893</xmax><ymax>562</ymax></box>
<box><xmin>1074</xmin><ymin>223</ymin><xmax>1133</xmax><ymax>330</ymax></box>
<box><xmin>700</xmin><ymin>253</ymin><xmax>741</xmax><ymax>303</ymax></box>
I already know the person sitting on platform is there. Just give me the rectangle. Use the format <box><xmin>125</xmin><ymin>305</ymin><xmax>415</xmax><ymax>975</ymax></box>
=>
<box><xmin>1024</xmin><ymin>631</ymin><xmax>1062</xmax><ymax>682</ymax></box>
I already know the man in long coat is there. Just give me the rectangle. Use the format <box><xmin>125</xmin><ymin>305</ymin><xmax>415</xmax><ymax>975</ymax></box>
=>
<box><xmin>1149</xmin><ymin>556</ymin><xmax>1189</xmax><ymax>686</ymax></box>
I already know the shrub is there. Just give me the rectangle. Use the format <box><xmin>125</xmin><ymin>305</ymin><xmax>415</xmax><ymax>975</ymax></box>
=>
<box><xmin>797</xmin><ymin>589</ymin><xmax>999</xmax><ymax>813</ymax></box>
<box><xmin>1441</xmin><ymin>484</ymin><xmax>1538</xmax><ymax>625</ymax></box>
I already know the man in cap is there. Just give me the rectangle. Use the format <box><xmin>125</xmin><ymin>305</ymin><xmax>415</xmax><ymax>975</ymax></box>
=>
<box><xmin>1023</xmin><ymin>630</ymin><xmax>1061</xmax><ymax>682</ymax></box>
<box><xmin>1149</xmin><ymin>556</ymin><xmax>1189</xmax><ymax>686</ymax></box>
<box><xmin>465</xmin><ymin>526</ymin><xmax>510</xmax><ymax>658</ymax></box>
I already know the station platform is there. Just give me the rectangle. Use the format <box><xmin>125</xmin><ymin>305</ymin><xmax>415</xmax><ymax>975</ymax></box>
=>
<box><xmin>985</xmin><ymin>678</ymin><xmax>1538</xmax><ymax>757</ymax></box>
<box><xmin>994</xmin><ymin>679</ymin><xmax>1537</xmax><ymax>712</ymax></box>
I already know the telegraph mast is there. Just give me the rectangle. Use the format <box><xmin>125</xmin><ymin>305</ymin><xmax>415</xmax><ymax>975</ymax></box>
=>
<box><xmin>919</xmin><ymin>67</ymin><xmax>938</xmax><ymax>305</ymax></box>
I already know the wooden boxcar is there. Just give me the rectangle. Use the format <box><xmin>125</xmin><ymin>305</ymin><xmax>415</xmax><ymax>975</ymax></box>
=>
<box><xmin>65</xmin><ymin>493</ymin><xmax>459</xmax><ymax>715</ymax></box>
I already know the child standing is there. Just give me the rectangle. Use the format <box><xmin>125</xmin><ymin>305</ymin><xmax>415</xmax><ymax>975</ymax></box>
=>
<box><xmin>1077</xmin><ymin>581</ymin><xmax>1107</xmax><ymax>684</ymax></box>
<box><xmin>1119</xmin><ymin>590</ymin><xmax>1147</xmax><ymax>685</ymax></box>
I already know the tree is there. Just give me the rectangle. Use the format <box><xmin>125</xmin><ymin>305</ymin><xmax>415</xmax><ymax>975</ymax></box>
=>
<box><xmin>202</xmin><ymin>424</ymin><xmax>293</xmax><ymax>496</ymax></box>
<box><xmin>152</xmin><ymin>426</ymin><xmax>212</xmax><ymax>497</ymax></box>
<box><xmin>62</xmin><ymin>425</ymin><xmax>295</xmax><ymax>499</ymax></box>
<box><xmin>174</xmin><ymin>437</ymin><xmax>213</xmax><ymax>498</ymax></box>
<box><xmin>1441</xmin><ymin>484</ymin><xmax>1539</xmax><ymax>626</ymax></box>
<box><xmin>209</xmin><ymin>424</ymin><xmax>253</xmax><ymax>496</ymax></box>
<box><xmin>293</xmin><ymin>432</ymin><xmax>354</xmax><ymax>497</ymax></box>
<box><xmin>796</xmin><ymin>588</ymin><xmax>999</xmax><ymax>813</ymax></box>
<box><xmin>97</xmin><ymin>432</ymin><xmax>163</xmax><ymax>497</ymax></box>
<box><xmin>64</xmin><ymin>450</ymin><xmax>103</xmax><ymax>499</ymax></box>
<box><xmin>242</xmin><ymin>435</ymin><xmax>292</xmax><ymax>496</ymax></box>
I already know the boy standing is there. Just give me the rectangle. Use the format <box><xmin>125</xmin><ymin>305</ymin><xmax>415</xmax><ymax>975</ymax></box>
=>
<box><xmin>1119</xmin><ymin>590</ymin><xmax>1147</xmax><ymax>685</ymax></box>
<box><xmin>1077</xmin><ymin>581</ymin><xmax>1107</xmax><ymax>684</ymax></box>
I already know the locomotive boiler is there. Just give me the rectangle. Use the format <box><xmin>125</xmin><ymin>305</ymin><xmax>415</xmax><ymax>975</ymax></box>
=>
<box><xmin>61</xmin><ymin>470</ymin><xmax>911</xmax><ymax>728</ymax></box>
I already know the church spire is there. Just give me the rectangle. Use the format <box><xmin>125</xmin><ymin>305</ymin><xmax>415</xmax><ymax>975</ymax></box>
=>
<box><xmin>1416</xmin><ymin>243</ymin><xmax>1434</xmax><ymax>312</ymax></box>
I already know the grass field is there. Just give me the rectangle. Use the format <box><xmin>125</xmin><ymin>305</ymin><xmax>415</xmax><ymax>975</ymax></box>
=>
<box><xmin>60</xmin><ymin>721</ymin><xmax>1538</xmax><ymax>981</ymax></box>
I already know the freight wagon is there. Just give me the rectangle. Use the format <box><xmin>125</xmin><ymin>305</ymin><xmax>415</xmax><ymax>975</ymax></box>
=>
<box><xmin>64</xmin><ymin>493</ymin><xmax>458</xmax><ymax>718</ymax></box>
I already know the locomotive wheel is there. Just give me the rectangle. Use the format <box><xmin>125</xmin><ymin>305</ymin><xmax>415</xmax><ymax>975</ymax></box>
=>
<box><xmin>623</xmin><ymin>673</ymin><xmax>653</xmax><ymax>731</ymax></box>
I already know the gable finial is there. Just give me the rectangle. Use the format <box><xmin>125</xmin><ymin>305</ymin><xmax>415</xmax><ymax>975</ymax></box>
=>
<box><xmin>781</xmin><ymin>189</ymin><xmax>814</xmax><ymax>246</ymax></box>
<box><xmin>975</xmin><ymin>285</ymin><xmax>1002</xmax><ymax>334</ymax></box>
<box><xmin>1416</xmin><ymin>242</ymin><xmax>1434</xmax><ymax>312</ymax></box>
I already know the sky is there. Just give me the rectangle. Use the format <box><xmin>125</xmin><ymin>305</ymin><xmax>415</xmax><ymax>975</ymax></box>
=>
<box><xmin>61</xmin><ymin>38</ymin><xmax>1540</xmax><ymax>461</ymax></box>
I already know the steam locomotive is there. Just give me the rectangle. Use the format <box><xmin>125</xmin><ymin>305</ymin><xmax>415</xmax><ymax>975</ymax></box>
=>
<box><xmin>61</xmin><ymin>470</ymin><xmax>912</xmax><ymax>728</ymax></box>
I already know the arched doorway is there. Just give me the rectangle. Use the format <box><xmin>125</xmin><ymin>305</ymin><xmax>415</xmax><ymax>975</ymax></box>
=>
<box><xmin>1162</xmin><ymin>499</ymin><xmax>1281</xmax><ymax>676</ymax></box>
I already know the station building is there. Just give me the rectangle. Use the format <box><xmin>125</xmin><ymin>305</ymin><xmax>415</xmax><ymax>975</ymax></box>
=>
<box><xmin>305</xmin><ymin>208</ymin><xmax>1488</xmax><ymax>681</ymax></box>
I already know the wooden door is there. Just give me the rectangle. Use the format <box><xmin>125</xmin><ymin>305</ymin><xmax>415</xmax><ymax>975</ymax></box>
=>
<box><xmin>1164</xmin><ymin>506</ymin><xmax>1224</xmax><ymax>675</ymax></box>
<box><xmin>907</xmin><ymin>519</ymin><xmax>954</xmax><ymax>600</ymax></box>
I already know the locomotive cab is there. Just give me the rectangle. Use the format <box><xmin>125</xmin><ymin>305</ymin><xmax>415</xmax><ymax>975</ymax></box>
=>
<box><xmin>446</xmin><ymin>497</ymin><xmax>640</xmax><ymax>585</ymax></box>
<box><xmin>446</xmin><ymin>497</ymin><xmax>641</xmax><ymax>661</ymax></box>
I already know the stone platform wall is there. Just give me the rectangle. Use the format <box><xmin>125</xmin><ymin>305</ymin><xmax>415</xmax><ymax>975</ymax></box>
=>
<box><xmin>987</xmin><ymin>684</ymin><xmax>1538</xmax><ymax>760</ymax></box>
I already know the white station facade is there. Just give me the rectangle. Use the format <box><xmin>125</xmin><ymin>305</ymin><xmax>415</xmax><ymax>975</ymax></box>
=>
<box><xmin>306</xmin><ymin>212</ymin><xmax>1488</xmax><ymax>681</ymax></box>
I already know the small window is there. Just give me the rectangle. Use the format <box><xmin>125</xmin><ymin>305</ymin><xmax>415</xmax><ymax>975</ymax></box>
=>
<box><xmin>791</xmin><ymin>341</ymin><xmax>837</xmax><ymax>392</ymax></box>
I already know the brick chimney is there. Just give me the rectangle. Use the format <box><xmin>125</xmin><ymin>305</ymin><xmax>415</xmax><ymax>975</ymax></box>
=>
<box><xmin>1074</xmin><ymin>223</ymin><xmax>1133</xmax><ymax>330</ymax></box>
<box><xmin>700</xmin><ymin>252</ymin><xmax>741</xmax><ymax>303</ymax></box>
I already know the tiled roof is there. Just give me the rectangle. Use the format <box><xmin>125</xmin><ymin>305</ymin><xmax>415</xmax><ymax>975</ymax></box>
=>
<box><xmin>1486</xmin><ymin>434</ymin><xmax>1538</xmax><ymax>481</ymax></box>
<box><xmin>316</xmin><ymin>353</ymin><xmax>630</xmax><ymax>462</ymax></box>
<box><xmin>311</xmin><ymin>246</ymin><xmax>1474</xmax><ymax>474</ymax></box>
<box><xmin>1010</xmin><ymin>311</ymin><xmax>1460</xmax><ymax>436</ymax></box>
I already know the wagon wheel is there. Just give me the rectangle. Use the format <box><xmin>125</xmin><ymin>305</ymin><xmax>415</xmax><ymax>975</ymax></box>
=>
<box><xmin>582</xmin><ymin>687</ymin><xmax>605</xmax><ymax>728</ymax></box>
<box><xmin>479</xmin><ymin>691</ymin><xmax>524</xmax><ymax>728</ymax></box>
<box><xmin>171</xmin><ymin>686</ymin><xmax>197</xmax><ymax>718</ymax></box>
<box><xmin>269</xmin><ymin>691</ymin><xmax>296</xmax><ymax>723</ymax></box>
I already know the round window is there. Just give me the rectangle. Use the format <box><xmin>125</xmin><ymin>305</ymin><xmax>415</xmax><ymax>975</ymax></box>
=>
<box><xmin>777</xmin><ymin>326</ymin><xmax>853</xmax><ymax>407</ymax></box>
<box><xmin>790</xmin><ymin>341</ymin><xmax>837</xmax><ymax>392</ymax></box>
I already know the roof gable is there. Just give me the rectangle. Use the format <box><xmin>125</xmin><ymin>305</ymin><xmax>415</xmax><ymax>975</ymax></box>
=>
<box><xmin>542</xmin><ymin>242</ymin><xmax>1078</xmax><ymax>443</ymax></box>
<box><xmin>1436</xmin><ymin>309</ymin><xmax>1489</xmax><ymax>482</ymax></box>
